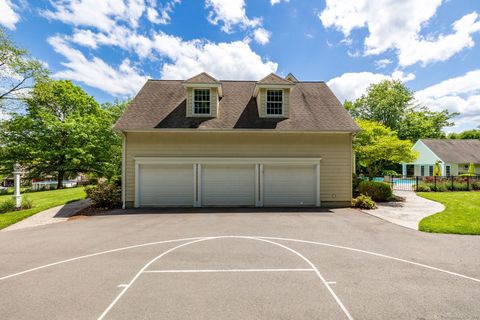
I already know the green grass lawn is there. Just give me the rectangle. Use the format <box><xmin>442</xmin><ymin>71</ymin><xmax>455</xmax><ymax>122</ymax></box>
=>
<box><xmin>0</xmin><ymin>187</ymin><xmax>87</xmax><ymax>230</ymax></box>
<box><xmin>418</xmin><ymin>192</ymin><xmax>480</xmax><ymax>235</ymax></box>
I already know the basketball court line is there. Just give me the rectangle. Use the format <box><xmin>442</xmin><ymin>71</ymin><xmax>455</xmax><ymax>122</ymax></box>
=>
<box><xmin>1</xmin><ymin>235</ymin><xmax>479</xmax><ymax>285</ymax></box>
<box><xmin>143</xmin><ymin>268</ymin><xmax>315</xmax><ymax>273</ymax></box>
<box><xmin>97</xmin><ymin>236</ymin><xmax>353</xmax><ymax>320</ymax></box>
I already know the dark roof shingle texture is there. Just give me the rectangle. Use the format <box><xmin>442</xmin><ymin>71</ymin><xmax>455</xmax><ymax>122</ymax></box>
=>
<box><xmin>184</xmin><ymin>72</ymin><xmax>219</xmax><ymax>83</ymax></box>
<box><xmin>257</xmin><ymin>73</ymin><xmax>294</xmax><ymax>85</ymax></box>
<box><xmin>421</xmin><ymin>139</ymin><xmax>480</xmax><ymax>163</ymax></box>
<box><xmin>114</xmin><ymin>80</ymin><xmax>359</xmax><ymax>132</ymax></box>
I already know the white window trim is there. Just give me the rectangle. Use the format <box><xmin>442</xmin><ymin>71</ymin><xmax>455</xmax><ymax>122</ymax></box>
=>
<box><xmin>192</xmin><ymin>88</ymin><xmax>212</xmax><ymax>116</ymax></box>
<box><xmin>265</xmin><ymin>89</ymin><xmax>285</xmax><ymax>117</ymax></box>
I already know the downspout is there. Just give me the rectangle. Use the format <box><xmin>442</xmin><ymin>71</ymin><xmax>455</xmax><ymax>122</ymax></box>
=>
<box><xmin>122</xmin><ymin>132</ymin><xmax>126</xmax><ymax>209</ymax></box>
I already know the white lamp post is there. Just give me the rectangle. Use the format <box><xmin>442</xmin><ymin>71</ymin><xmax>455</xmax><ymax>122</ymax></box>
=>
<box><xmin>13</xmin><ymin>163</ymin><xmax>22</xmax><ymax>208</ymax></box>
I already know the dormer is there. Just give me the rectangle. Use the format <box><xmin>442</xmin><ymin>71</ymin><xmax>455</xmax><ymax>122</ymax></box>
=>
<box><xmin>253</xmin><ymin>73</ymin><xmax>295</xmax><ymax>118</ymax></box>
<box><xmin>182</xmin><ymin>72</ymin><xmax>223</xmax><ymax>118</ymax></box>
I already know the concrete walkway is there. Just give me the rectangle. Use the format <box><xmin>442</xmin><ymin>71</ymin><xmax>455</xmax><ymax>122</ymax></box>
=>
<box><xmin>3</xmin><ymin>199</ymin><xmax>91</xmax><ymax>232</ymax></box>
<box><xmin>362</xmin><ymin>191</ymin><xmax>445</xmax><ymax>230</ymax></box>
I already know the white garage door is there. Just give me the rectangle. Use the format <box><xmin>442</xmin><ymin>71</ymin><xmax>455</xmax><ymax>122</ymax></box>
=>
<box><xmin>138</xmin><ymin>164</ymin><xmax>193</xmax><ymax>206</ymax></box>
<box><xmin>201</xmin><ymin>164</ymin><xmax>256</xmax><ymax>206</ymax></box>
<box><xmin>263</xmin><ymin>164</ymin><xmax>317</xmax><ymax>206</ymax></box>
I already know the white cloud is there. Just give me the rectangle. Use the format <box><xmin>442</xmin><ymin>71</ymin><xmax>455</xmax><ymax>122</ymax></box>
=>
<box><xmin>147</xmin><ymin>34</ymin><xmax>278</xmax><ymax>80</ymax></box>
<box><xmin>0</xmin><ymin>0</ymin><xmax>19</xmax><ymax>29</ymax></box>
<box><xmin>416</xmin><ymin>69</ymin><xmax>480</xmax><ymax>100</ymax></box>
<box><xmin>375</xmin><ymin>58</ymin><xmax>392</xmax><ymax>69</ymax></box>
<box><xmin>271</xmin><ymin>0</ymin><xmax>289</xmax><ymax>5</ymax></box>
<box><xmin>328</xmin><ymin>69</ymin><xmax>480</xmax><ymax>132</ymax></box>
<box><xmin>47</xmin><ymin>36</ymin><xmax>148</xmax><ymax>96</ymax></box>
<box><xmin>327</xmin><ymin>71</ymin><xmax>415</xmax><ymax>102</ymax></box>
<box><xmin>205</xmin><ymin>0</ymin><xmax>261</xmax><ymax>33</ymax></box>
<box><xmin>319</xmin><ymin>1</ymin><xmax>480</xmax><ymax>67</ymax></box>
<box><xmin>253</xmin><ymin>28</ymin><xmax>271</xmax><ymax>45</ymax></box>
<box><xmin>416</xmin><ymin>70</ymin><xmax>480</xmax><ymax>127</ymax></box>
<box><xmin>57</xmin><ymin>29</ymin><xmax>278</xmax><ymax>88</ymax></box>
<box><xmin>42</xmin><ymin>0</ymin><xmax>168</xmax><ymax>30</ymax></box>
<box><xmin>146</xmin><ymin>0</ymin><xmax>181</xmax><ymax>24</ymax></box>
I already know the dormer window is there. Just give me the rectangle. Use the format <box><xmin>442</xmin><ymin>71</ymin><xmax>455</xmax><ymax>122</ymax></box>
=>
<box><xmin>266</xmin><ymin>89</ymin><xmax>283</xmax><ymax>116</ymax></box>
<box><xmin>193</xmin><ymin>89</ymin><xmax>211</xmax><ymax>115</ymax></box>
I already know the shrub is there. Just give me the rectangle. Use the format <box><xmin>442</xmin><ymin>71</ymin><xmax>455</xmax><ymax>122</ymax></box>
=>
<box><xmin>446</xmin><ymin>182</ymin><xmax>469</xmax><ymax>191</ymax></box>
<box><xmin>358</xmin><ymin>180</ymin><xmax>392</xmax><ymax>202</ymax></box>
<box><xmin>0</xmin><ymin>188</ymin><xmax>8</xmax><ymax>195</ymax></box>
<box><xmin>416</xmin><ymin>183</ymin><xmax>431</xmax><ymax>192</ymax></box>
<box><xmin>21</xmin><ymin>196</ymin><xmax>33</xmax><ymax>209</ymax></box>
<box><xmin>352</xmin><ymin>174</ymin><xmax>362</xmax><ymax>197</ymax></box>
<box><xmin>472</xmin><ymin>181</ymin><xmax>480</xmax><ymax>191</ymax></box>
<box><xmin>0</xmin><ymin>198</ymin><xmax>16</xmax><ymax>213</ymax></box>
<box><xmin>382</xmin><ymin>170</ymin><xmax>400</xmax><ymax>177</ymax></box>
<box><xmin>85</xmin><ymin>182</ymin><xmax>121</xmax><ymax>209</ymax></box>
<box><xmin>352</xmin><ymin>195</ymin><xmax>376</xmax><ymax>209</ymax></box>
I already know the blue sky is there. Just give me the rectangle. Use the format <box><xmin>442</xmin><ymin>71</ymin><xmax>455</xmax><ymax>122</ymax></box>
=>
<box><xmin>1</xmin><ymin>0</ymin><xmax>479</xmax><ymax>132</ymax></box>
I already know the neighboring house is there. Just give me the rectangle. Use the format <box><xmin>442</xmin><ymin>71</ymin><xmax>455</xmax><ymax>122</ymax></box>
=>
<box><xmin>114</xmin><ymin>72</ymin><xmax>359</xmax><ymax>208</ymax></box>
<box><xmin>401</xmin><ymin>139</ymin><xmax>480</xmax><ymax>177</ymax></box>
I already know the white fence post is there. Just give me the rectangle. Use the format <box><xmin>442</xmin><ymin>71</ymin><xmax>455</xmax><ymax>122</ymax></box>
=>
<box><xmin>13</xmin><ymin>163</ymin><xmax>22</xmax><ymax>208</ymax></box>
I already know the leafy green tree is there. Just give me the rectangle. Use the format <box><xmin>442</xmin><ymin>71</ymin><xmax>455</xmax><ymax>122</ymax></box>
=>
<box><xmin>345</xmin><ymin>80</ymin><xmax>457</xmax><ymax>142</ymax></box>
<box><xmin>0</xmin><ymin>27</ymin><xmax>48</xmax><ymax>109</ymax></box>
<box><xmin>345</xmin><ymin>80</ymin><xmax>412</xmax><ymax>131</ymax></box>
<box><xmin>398</xmin><ymin>108</ymin><xmax>455</xmax><ymax>141</ymax></box>
<box><xmin>354</xmin><ymin>120</ymin><xmax>418</xmax><ymax>178</ymax></box>
<box><xmin>0</xmin><ymin>80</ymin><xmax>124</xmax><ymax>188</ymax></box>
<box><xmin>448</xmin><ymin>129</ymin><xmax>480</xmax><ymax>140</ymax></box>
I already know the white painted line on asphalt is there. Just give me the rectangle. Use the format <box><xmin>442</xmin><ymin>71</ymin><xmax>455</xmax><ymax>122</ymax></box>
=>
<box><xmin>258</xmin><ymin>236</ymin><xmax>480</xmax><ymax>284</ymax></box>
<box><xmin>143</xmin><ymin>268</ymin><xmax>315</xmax><ymax>273</ymax></box>
<box><xmin>253</xmin><ymin>237</ymin><xmax>354</xmax><ymax>320</ymax></box>
<box><xmin>327</xmin><ymin>281</ymin><xmax>336</xmax><ymax>285</ymax></box>
<box><xmin>97</xmin><ymin>237</ymin><xmax>212</xmax><ymax>320</ymax></box>
<box><xmin>1</xmin><ymin>235</ymin><xmax>479</xmax><ymax>286</ymax></box>
<box><xmin>0</xmin><ymin>237</ymin><xmax>203</xmax><ymax>282</ymax></box>
<box><xmin>117</xmin><ymin>284</ymin><xmax>128</xmax><ymax>288</ymax></box>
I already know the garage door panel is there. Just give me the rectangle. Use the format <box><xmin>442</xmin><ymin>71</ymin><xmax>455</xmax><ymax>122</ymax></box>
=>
<box><xmin>263</xmin><ymin>164</ymin><xmax>317</xmax><ymax>206</ymax></box>
<box><xmin>202</xmin><ymin>164</ymin><xmax>255</xmax><ymax>206</ymax></box>
<box><xmin>139</xmin><ymin>164</ymin><xmax>193</xmax><ymax>206</ymax></box>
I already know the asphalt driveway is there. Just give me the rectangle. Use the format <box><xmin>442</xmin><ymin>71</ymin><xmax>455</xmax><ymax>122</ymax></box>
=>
<box><xmin>0</xmin><ymin>208</ymin><xmax>479</xmax><ymax>319</ymax></box>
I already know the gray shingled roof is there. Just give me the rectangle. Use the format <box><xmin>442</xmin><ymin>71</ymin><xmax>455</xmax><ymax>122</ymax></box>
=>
<box><xmin>114</xmin><ymin>80</ymin><xmax>359</xmax><ymax>132</ymax></box>
<box><xmin>257</xmin><ymin>73</ymin><xmax>294</xmax><ymax>85</ymax></box>
<box><xmin>422</xmin><ymin>139</ymin><xmax>480</xmax><ymax>163</ymax></box>
<box><xmin>184</xmin><ymin>72</ymin><xmax>219</xmax><ymax>84</ymax></box>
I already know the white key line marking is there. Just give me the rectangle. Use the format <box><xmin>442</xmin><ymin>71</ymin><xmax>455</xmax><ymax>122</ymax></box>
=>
<box><xmin>253</xmin><ymin>237</ymin><xmax>354</xmax><ymax>320</ymax></box>
<box><xmin>327</xmin><ymin>281</ymin><xmax>336</xmax><ymax>285</ymax></box>
<box><xmin>143</xmin><ymin>268</ymin><xmax>315</xmax><ymax>273</ymax></box>
<box><xmin>117</xmin><ymin>284</ymin><xmax>128</xmax><ymax>288</ymax></box>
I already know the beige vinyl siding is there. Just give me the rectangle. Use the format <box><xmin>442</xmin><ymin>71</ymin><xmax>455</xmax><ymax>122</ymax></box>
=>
<box><xmin>186</xmin><ymin>87</ymin><xmax>218</xmax><ymax>117</ymax></box>
<box><xmin>124</xmin><ymin>131</ymin><xmax>353</xmax><ymax>207</ymax></box>
<box><xmin>258</xmin><ymin>88</ymin><xmax>290</xmax><ymax>118</ymax></box>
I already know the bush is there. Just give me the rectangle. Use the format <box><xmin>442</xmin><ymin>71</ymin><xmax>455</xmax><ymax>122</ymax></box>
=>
<box><xmin>85</xmin><ymin>182</ymin><xmax>121</xmax><ymax>209</ymax></box>
<box><xmin>472</xmin><ymin>181</ymin><xmax>480</xmax><ymax>191</ymax></box>
<box><xmin>352</xmin><ymin>195</ymin><xmax>376</xmax><ymax>209</ymax></box>
<box><xmin>352</xmin><ymin>174</ymin><xmax>362</xmax><ymax>197</ymax></box>
<box><xmin>358</xmin><ymin>180</ymin><xmax>392</xmax><ymax>202</ymax></box>
<box><xmin>382</xmin><ymin>170</ymin><xmax>400</xmax><ymax>177</ymax></box>
<box><xmin>21</xmin><ymin>196</ymin><xmax>33</xmax><ymax>209</ymax></box>
<box><xmin>0</xmin><ymin>198</ymin><xmax>16</xmax><ymax>213</ymax></box>
<box><xmin>417</xmin><ymin>182</ymin><xmax>431</xmax><ymax>192</ymax></box>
